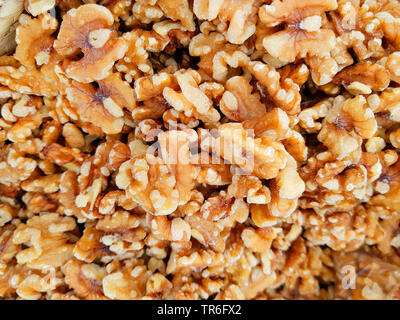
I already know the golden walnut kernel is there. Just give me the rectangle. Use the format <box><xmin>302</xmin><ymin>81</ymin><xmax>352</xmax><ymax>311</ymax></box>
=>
<box><xmin>333</xmin><ymin>61</ymin><xmax>390</xmax><ymax>94</ymax></box>
<box><xmin>259</xmin><ymin>0</ymin><xmax>337</xmax><ymax>63</ymax></box>
<box><xmin>2</xmin><ymin>0</ymin><xmax>400</xmax><ymax>301</ymax></box>
<box><xmin>54</xmin><ymin>4</ymin><xmax>127</xmax><ymax>83</ymax></box>
<box><xmin>66</xmin><ymin>73</ymin><xmax>135</xmax><ymax>134</ymax></box>
<box><xmin>12</xmin><ymin>213</ymin><xmax>76</xmax><ymax>269</ymax></box>
<box><xmin>220</xmin><ymin>76</ymin><xmax>266</xmax><ymax>121</ymax></box>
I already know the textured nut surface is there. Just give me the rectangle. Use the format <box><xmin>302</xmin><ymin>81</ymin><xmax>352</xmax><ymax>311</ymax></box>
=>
<box><xmin>0</xmin><ymin>0</ymin><xmax>400</xmax><ymax>301</ymax></box>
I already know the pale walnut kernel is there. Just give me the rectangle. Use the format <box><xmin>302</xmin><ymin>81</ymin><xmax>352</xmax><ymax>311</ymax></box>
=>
<box><xmin>116</xmin><ymin>154</ymin><xmax>184</xmax><ymax>216</ymax></box>
<box><xmin>147</xmin><ymin>215</ymin><xmax>191</xmax><ymax>242</ymax></box>
<box><xmin>0</xmin><ymin>147</ymin><xmax>37</xmax><ymax>186</ymax></box>
<box><xmin>25</xmin><ymin>0</ymin><xmax>56</xmax><ymax>16</ymax></box>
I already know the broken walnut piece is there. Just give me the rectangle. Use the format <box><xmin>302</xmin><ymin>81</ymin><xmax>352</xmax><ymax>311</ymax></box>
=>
<box><xmin>64</xmin><ymin>259</ymin><xmax>107</xmax><ymax>300</ymax></box>
<box><xmin>66</xmin><ymin>73</ymin><xmax>135</xmax><ymax>135</ymax></box>
<box><xmin>259</xmin><ymin>0</ymin><xmax>337</xmax><ymax>63</ymax></box>
<box><xmin>54</xmin><ymin>4</ymin><xmax>128</xmax><ymax>83</ymax></box>
<box><xmin>14</xmin><ymin>13</ymin><xmax>58</xmax><ymax>68</ymax></box>
<box><xmin>201</xmin><ymin>122</ymin><xmax>289</xmax><ymax>179</ymax></box>
<box><xmin>220</xmin><ymin>76</ymin><xmax>266</xmax><ymax>122</ymax></box>
<box><xmin>318</xmin><ymin>95</ymin><xmax>377</xmax><ymax>159</ymax></box>
<box><xmin>333</xmin><ymin>61</ymin><xmax>390</xmax><ymax>94</ymax></box>
<box><xmin>157</xmin><ymin>0</ymin><xmax>195</xmax><ymax>32</ymax></box>
<box><xmin>103</xmin><ymin>260</ymin><xmax>150</xmax><ymax>300</ymax></box>
<box><xmin>25</xmin><ymin>0</ymin><xmax>56</xmax><ymax>17</ymax></box>
<box><xmin>163</xmin><ymin>69</ymin><xmax>221</xmax><ymax>123</ymax></box>
<box><xmin>247</xmin><ymin>61</ymin><xmax>301</xmax><ymax>115</ymax></box>
<box><xmin>12</xmin><ymin>213</ymin><xmax>76</xmax><ymax>269</ymax></box>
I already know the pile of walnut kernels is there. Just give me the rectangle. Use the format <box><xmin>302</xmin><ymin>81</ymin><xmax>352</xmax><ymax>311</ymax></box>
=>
<box><xmin>1</xmin><ymin>0</ymin><xmax>400</xmax><ymax>300</ymax></box>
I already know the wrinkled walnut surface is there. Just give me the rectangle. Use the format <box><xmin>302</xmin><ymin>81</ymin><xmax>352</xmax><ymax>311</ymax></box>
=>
<box><xmin>0</xmin><ymin>0</ymin><xmax>400</xmax><ymax>301</ymax></box>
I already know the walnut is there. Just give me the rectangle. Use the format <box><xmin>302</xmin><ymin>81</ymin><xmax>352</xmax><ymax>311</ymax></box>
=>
<box><xmin>130</xmin><ymin>0</ymin><xmax>164</xmax><ymax>25</ymax></box>
<box><xmin>300</xmin><ymin>151</ymin><xmax>376</xmax><ymax>211</ymax></box>
<box><xmin>135</xmin><ymin>119</ymin><xmax>162</xmax><ymax>142</ymax></box>
<box><xmin>220</xmin><ymin>76</ymin><xmax>266</xmax><ymax>121</ymax></box>
<box><xmin>250</xmin><ymin>204</ymin><xmax>279</xmax><ymax>228</ymax></box>
<box><xmin>73</xmin><ymin>226</ymin><xmax>111</xmax><ymax>263</ymax></box>
<box><xmin>21</xmin><ymin>173</ymin><xmax>61</xmax><ymax>194</ymax></box>
<box><xmin>116</xmin><ymin>29</ymin><xmax>169</xmax><ymax>82</ymax></box>
<box><xmin>333</xmin><ymin>62</ymin><xmax>390</xmax><ymax>94</ymax></box>
<box><xmin>116</xmin><ymin>150</ymin><xmax>193</xmax><ymax>215</ymax></box>
<box><xmin>66</xmin><ymin>73</ymin><xmax>135</xmax><ymax>134</ymax></box>
<box><xmin>212</xmin><ymin>50</ymin><xmax>250</xmax><ymax>82</ymax></box>
<box><xmin>25</xmin><ymin>0</ymin><xmax>56</xmax><ymax>16</ymax></box>
<box><xmin>163</xmin><ymin>69</ymin><xmax>221</xmax><ymax>123</ymax></box>
<box><xmin>369</xmin><ymin>88</ymin><xmax>400</xmax><ymax>122</ymax></box>
<box><xmin>157</xmin><ymin>0</ymin><xmax>195</xmax><ymax>32</ymax></box>
<box><xmin>102</xmin><ymin>260</ymin><xmax>150</xmax><ymax>300</ymax></box>
<box><xmin>163</xmin><ymin>108</ymin><xmax>199</xmax><ymax>129</ymax></box>
<box><xmin>0</xmin><ymin>146</ymin><xmax>37</xmax><ymax>186</ymax></box>
<box><xmin>298</xmin><ymin>98</ymin><xmax>331</xmax><ymax>133</ymax></box>
<box><xmin>184</xmin><ymin>213</ymin><xmax>226</xmax><ymax>252</ymax></box>
<box><xmin>167</xmin><ymin>246</ymin><xmax>226</xmax><ymax>275</ymax></box>
<box><xmin>282</xmin><ymin>130</ymin><xmax>308</xmax><ymax>162</ymax></box>
<box><xmin>134</xmin><ymin>72</ymin><xmax>178</xmax><ymax>102</ymax></box>
<box><xmin>54</xmin><ymin>4</ymin><xmax>128</xmax><ymax>83</ymax></box>
<box><xmin>377</xmin><ymin>1</ymin><xmax>400</xmax><ymax>50</ymax></box>
<box><xmin>216</xmin><ymin>0</ymin><xmax>260</xmax><ymax>44</ymax></box>
<box><xmin>200</xmin><ymin>190</ymin><xmax>248</xmax><ymax>223</ymax></box>
<box><xmin>259</xmin><ymin>0</ymin><xmax>337</xmax><ymax>64</ymax></box>
<box><xmin>12</xmin><ymin>213</ymin><xmax>76</xmax><ymax>269</ymax></box>
<box><xmin>96</xmin><ymin>211</ymin><xmax>146</xmax><ymax>256</ymax></box>
<box><xmin>247</xmin><ymin>61</ymin><xmax>301</xmax><ymax>115</ymax></box>
<box><xmin>1</xmin><ymin>0</ymin><xmax>400</xmax><ymax>301</ymax></box>
<box><xmin>241</xmin><ymin>227</ymin><xmax>275</xmax><ymax>253</ymax></box>
<box><xmin>333</xmin><ymin>251</ymin><xmax>400</xmax><ymax>300</ymax></box>
<box><xmin>227</xmin><ymin>175</ymin><xmax>271</xmax><ymax>204</ymax></box>
<box><xmin>243</xmin><ymin>108</ymin><xmax>290</xmax><ymax>141</ymax></box>
<box><xmin>14</xmin><ymin>13</ymin><xmax>58</xmax><ymax>68</ymax></box>
<box><xmin>188</xmin><ymin>32</ymin><xmax>249</xmax><ymax>81</ymax></box>
<box><xmin>278</xmin><ymin>63</ymin><xmax>310</xmax><ymax>88</ymax></box>
<box><xmin>62</xmin><ymin>123</ymin><xmax>85</xmax><ymax>149</ymax></box>
<box><xmin>0</xmin><ymin>58</ymin><xmax>60</xmax><ymax>97</ymax></box>
<box><xmin>42</xmin><ymin>143</ymin><xmax>84</xmax><ymax>167</ymax></box>
<box><xmin>384</xmin><ymin>52</ymin><xmax>400</xmax><ymax>84</ymax></box>
<box><xmin>0</xmin><ymin>224</ymin><xmax>19</xmax><ymax>263</ymax></box>
<box><xmin>64</xmin><ymin>259</ymin><xmax>107</xmax><ymax>299</ymax></box>
<box><xmin>201</xmin><ymin>122</ymin><xmax>289</xmax><ymax>179</ymax></box>
<box><xmin>11</xmin><ymin>267</ymin><xmax>64</xmax><ymax>300</ymax></box>
<box><xmin>193</xmin><ymin>0</ymin><xmax>224</xmax><ymax>21</ymax></box>
<box><xmin>147</xmin><ymin>215</ymin><xmax>191</xmax><ymax>242</ymax></box>
<box><xmin>145</xmin><ymin>272</ymin><xmax>173</xmax><ymax>298</ymax></box>
<box><xmin>372</xmin><ymin>159</ymin><xmax>400</xmax><ymax>212</ymax></box>
<box><xmin>318</xmin><ymin>95</ymin><xmax>377</xmax><ymax>159</ymax></box>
